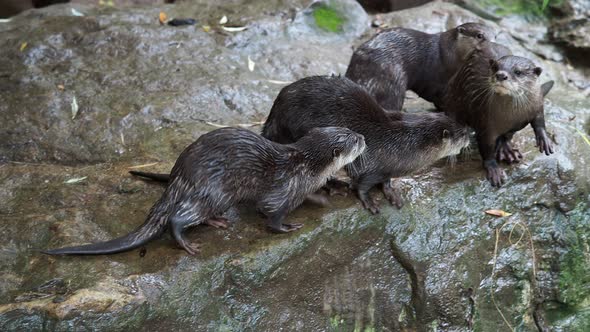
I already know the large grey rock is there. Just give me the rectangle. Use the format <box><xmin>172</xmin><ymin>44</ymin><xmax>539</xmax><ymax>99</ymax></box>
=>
<box><xmin>549</xmin><ymin>0</ymin><xmax>590</xmax><ymax>56</ymax></box>
<box><xmin>0</xmin><ymin>1</ymin><xmax>589</xmax><ymax>331</ymax></box>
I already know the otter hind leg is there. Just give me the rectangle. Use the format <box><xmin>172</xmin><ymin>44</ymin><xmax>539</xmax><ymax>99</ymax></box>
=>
<box><xmin>376</xmin><ymin>70</ymin><xmax>407</xmax><ymax>111</ymax></box>
<box><xmin>262</xmin><ymin>204</ymin><xmax>303</xmax><ymax>233</ymax></box>
<box><xmin>169</xmin><ymin>209</ymin><xmax>207</xmax><ymax>255</ymax></box>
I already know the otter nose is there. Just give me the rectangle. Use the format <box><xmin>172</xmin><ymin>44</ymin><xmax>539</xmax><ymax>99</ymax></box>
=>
<box><xmin>496</xmin><ymin>71</ymin><xmax>508</xmax><ymax>81</ymax></box>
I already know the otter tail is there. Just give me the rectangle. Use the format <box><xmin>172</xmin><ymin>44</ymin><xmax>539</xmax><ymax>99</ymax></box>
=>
<box><xmin>129</xmin><ymin>170</ymin><xmax>170</xmax><ymax>183</ymax></box>
<box><xmin>42</xmin><ymin>206</ymin><xmax>168</xmax><ymax>255</ymax></box>
<box><xmin>541</xmin><ymin>81</ymin><xmax>554</xmax><ymax>97</ymax></box>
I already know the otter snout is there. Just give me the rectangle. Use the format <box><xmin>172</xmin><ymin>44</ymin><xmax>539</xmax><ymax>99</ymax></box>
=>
<box><xmin>495</xmin><ymin>71</ymin><xmax>508</xmax><ymax>81</ymax></box>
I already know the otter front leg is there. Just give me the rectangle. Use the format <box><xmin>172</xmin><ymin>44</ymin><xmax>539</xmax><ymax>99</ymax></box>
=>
<box><xmin>382</xmin><ymin>178</ymin><xmax>404</xmax><ymax>209</ymax></box>
<box><xmin>478</xmin><ymin>133</ymin><xmax>506</xmax><ymax>187</ymax></box>
<box><xmin>266</xmin><ymin>205</ymin><xmax>303</xmax><ymax>233</ymax></box>
<box><xmin>495</xmin><ymin>132</ymin><xmax>522</xmax><ymax>164</ymax></box>
<box><xmin>356</xmin><ymin>173</ymin><xmax>384</xmax><ymax>214</ymax></box>
<box><xmin>531</xmin><ymin>114</ymin><xmax>554</xmax><ymax>156</ymax></box>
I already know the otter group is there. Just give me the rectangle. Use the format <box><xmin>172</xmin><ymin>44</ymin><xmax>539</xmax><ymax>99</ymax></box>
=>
<box><xmin>44</xmin><ymin>22</ymin><xmax>554</xmax><ymax>256</ymax></box>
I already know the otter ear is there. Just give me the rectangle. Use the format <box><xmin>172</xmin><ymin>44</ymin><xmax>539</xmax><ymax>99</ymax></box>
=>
<box><xmin>442</xmin><ymin>129</ymin><xmax>450</xmax><ymax>139</ymax></box>
<box><xmin>332</xmin><ymin>148</ymin><xmax>341</xmax><ymax>158</ymax></box>
<box><xmin>489</xmin><ymin>59</ymin><xmax>498</xmax><ymax>72</ymax></box>
<box><xmin>457</xmin><ymin>26</ymin><xmax>465</xmax><ymax>35</ymax></box>
<box><xmin>533</xmin><ymin>67</ymin><xmax>542</xmax><ymax>76</ymax></box>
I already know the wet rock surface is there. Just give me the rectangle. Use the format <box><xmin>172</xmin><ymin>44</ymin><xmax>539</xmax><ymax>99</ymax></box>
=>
<box><xmin>0</xmin><ymin>0</ymin><xmax>589</xmax><ymax>330</ymax></box>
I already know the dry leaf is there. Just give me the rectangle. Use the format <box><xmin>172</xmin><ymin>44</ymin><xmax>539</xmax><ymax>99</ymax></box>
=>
<box><xmin>71</xmin><ymin>96</ymin><xmax>79</xmax><ymax>119</ymax></box>
<box><xmin>205</xmin><ymin>121</ymin><xmax>228</xmax><ymax>128</ymax></box>
<box><xmin>219</xmin><ymin>15</ymin><xmax>228</xmax><ymax>25</ymax></box>
<box><xmin>20</xmin><ymin>42</ymin><xmax>27</xmax><ymax>52</ymax></box>
<box><xmin>202</xmin><ymin>25</ymin><xmax>211</xmax><ymax>32</ymax></box>
<box><xmin>222</xmin><ymin>26</ymin><xmax>247</xmax><ymax>32</ymax></box>
<box><xmin>485</xmin><ymin>209</ymin><xmax>512</xmax><ymax>217</ymax></box>
<box><xmin>71</xmin><ymin>8</ymin><xmax>84</xmax><ymax>16</ymax></box>
<box><xmin>159</xmin><ymin>12</ymin><xmax>167</xmax><ymax>25</ymax></box>
<box><xmin>247</xmin><ymin>56</ymin><xmax>255</xmax><ymax>72</ymax></box>
<box><xmin>64</xmin><ymin>176</ymin><xmax>87</xmax><ymax>184</ymax></box>
<box><xmin>267</xmin><ymin>79</ymin><xmax>291</xmax><ymax>84</ymax></box>
<box><xmin>128</xmin><ymin>162</ymin><xmax>159</xmax><ymax>169</ymax></box>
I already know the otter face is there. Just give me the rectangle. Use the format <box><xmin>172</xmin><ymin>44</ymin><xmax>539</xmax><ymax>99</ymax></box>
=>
<box><xmin>439</xmin><ymin>120</ymin><xmax>471</xmax><ymax>158</ymax></box>
<box><xmin>456</xmin><ymin>22</ymin><xmax>496</xmax><ymax>59</ymax></box>
<box><xmin>306</xmin><ymin>127</ymin><xmax>366</xmax><ymax>171</ymax></box>
<box><xmin>489</xmin><ymin>56</ymin><xmax>542</xmax><ymax>96</ymax></box>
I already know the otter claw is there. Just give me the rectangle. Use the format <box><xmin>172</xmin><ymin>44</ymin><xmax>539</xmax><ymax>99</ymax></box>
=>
<box><xmin>486</xmin><ymin>166</ymin><xmax>506</xmax><ymax>187</ymax></box>
<box><xmin>496</xmin><ymin>141</ymin><xmax>522</xmax><ymax>164</ymax></box>
<box><xmin>270</xmin><ymin>223</ymin><xmax>304</xmax><ymax>233</ymax></box>
<box><xmin>535</xmin><ymin>130</ymin><xmax>554</xmax><ymax>156</ymax></box>
<box><xmin>382</xmin><ymin>181</ymin><xmax>404</xmax><ymax>209</ymax></box>
<box><xmin>360</xmin><ymin>196</ymin><xmax>380</xmax><ymax>214</ymax></box>
<box><xmin>179</xmin><ymin>241</ymin><xmax>200</xmax><ymax>255</ymax></box>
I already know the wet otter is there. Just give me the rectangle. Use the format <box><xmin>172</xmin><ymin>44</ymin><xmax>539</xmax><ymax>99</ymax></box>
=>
<box><xmin>261</xmin><ymin>76</ymin><xmax>471</xmax><ymax>214</ymax></box>
<box><xmin>43</xmin><ymin>127</ymin><xmax>365</xmax><ymax>255</ymax></box>
<box><xmin>345</xmin><ymin>22</ymin><xmax>496</xmax><ymax>111</ymax></box>
<box><xmin>443</xmin><ymin>45</ymin><xmax>554</xmax><ymax>187</ymax></box>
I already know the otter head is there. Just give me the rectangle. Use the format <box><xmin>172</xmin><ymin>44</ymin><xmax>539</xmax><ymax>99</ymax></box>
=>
<box><xmin>300</xmin><ymin>127</ymin><xmax>366</xmax><ymax>174</ymax></box>
<box><xmin>455</xmin><ymin>22</ymin><xmax>496</xmax><ymax>60</ymax></box>
<box><xmin>438</xmin><ymin>117</ymin><xmax>471</xmax><ymax>159</ymax></box>
<box><xmin>489</xmin><ymin>55</ymin><xmax>542</xmax><ymax>97</ymax></box>
<box><xmin>413</xmin><ymin>113</ymin><xmax>471</xmax><ymax>161</ymax></box>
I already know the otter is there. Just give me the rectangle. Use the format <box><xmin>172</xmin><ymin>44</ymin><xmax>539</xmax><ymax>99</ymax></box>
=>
<box><xmin>443</xmin><ymin>44</ymin><xmax>554</xmax><ymax>187</ymax></box>
<box><xmin>261</xmin><ymin>76</ymin><xmax>471</xmax><ymax>214</ymax></box>
<box><xmin>43</xmin><ymin>127</ymin><xmax>365</xmax><ymax>255</ymax></box>
<box><xmin>345</xmin><ymin>22</ymin><xmax>496</xmax><ymax>111</ymax></box>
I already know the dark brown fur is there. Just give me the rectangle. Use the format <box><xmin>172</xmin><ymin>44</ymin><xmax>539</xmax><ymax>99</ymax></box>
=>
<box><xmin>443</xmin><ymin>42</ymin><xmax>554</xmax><ymax>186</ymax></box>
<box><xmin>262</xmin><ymin>76</ymin><xmax>470</xmax><ymax>214</ymax></box>
<box><xmin>44</xmin><ymin>127</ymin><xmax>365</xmax><ymax>255</ymax></box>
<box><xmin>345</xmin><ymin>22</ymin><xmax>496</xmax><ymax>111</ymax></box>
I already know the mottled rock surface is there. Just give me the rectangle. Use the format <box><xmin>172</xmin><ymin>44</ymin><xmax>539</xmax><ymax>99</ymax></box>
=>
<box><xmin>0</xmin><ymin>0</ymin><xmax>589</xmax><ymax>331</ymax></box>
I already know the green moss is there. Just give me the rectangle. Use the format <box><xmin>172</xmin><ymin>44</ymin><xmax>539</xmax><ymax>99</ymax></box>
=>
<box><xmin>559</xmin><ymin>205</ymin><xmax>590</xmax><ymax>307</ymax></box>
<box><xmin>313</xmin><ymin>6</ymin><xmax>345</xmax><ymax>33</ymax></box>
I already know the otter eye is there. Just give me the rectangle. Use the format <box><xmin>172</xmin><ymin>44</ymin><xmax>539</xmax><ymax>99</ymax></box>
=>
<box><xmin>332</xmin><ymin>148</ymin><xmax>341</xmax><ymax>158</ymax></box>
<box><xmin>442</xmin><ymin>129</ymin><xmax>450</xmax><ymax>139</ymax></box>
<box><xmin>514</xmin><ymin>70</ymin><xmax>522</xmax><ymax>76</ymax></box>
<box><xmin>476</xmin><ymin>33</ymin><xmax>484</xmax><ymax>39</ymax></box>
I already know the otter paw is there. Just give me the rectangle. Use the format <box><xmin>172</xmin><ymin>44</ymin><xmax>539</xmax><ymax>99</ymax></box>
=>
<box><xmin>270</xmin><ymin>223</ymin><xmax>304</xmax><ymax>233</ymax></box>
<box><xmin>360</xmin><ymin>196</ymin><xmax>380</xmax><ymax>214</ymax></box>
<box><xmin>382</xmin><ymin>183</ymin><xmax>404</xmax><ymax>209</ymax></box>
<box><xmin>205</xmin><ymin>217</ymin><xmax>230</xmax><ymax>229</ymax></box>
<box><xmin>327</xmin><ymin>186</ymin><xmax>350</xmax><ymax>197</ymax></box>
<box><xmin>486</xmin><ymin>166</ymin><xmax>506</xmax><ymax>188</ymax></box>
<box><xmin>179</xmin><ymin>241</ymin><xmax>201</xmax><ymax>255</ymax></box>
<box><xmin>496</xmin><ymin>142</ymin><xmax>522</xmax><ymax>164</ymax></box>
<box><xmin>535</xmin><ymin>132</ymin><xmax>554</xmax><ymax>155</ymax></box>
<box><xmin>324</xmin><ymin>179</ymin><xmax>351</xmax><ymax>197</ymax></box>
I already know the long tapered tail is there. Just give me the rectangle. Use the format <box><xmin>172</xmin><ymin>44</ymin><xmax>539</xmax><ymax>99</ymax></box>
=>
<box><xmin>129</xmin><ymin>170</ymin><xmax>170</xmax><ymax>183</ymax></box>
<box><xmin>42</xmin><ymin>211</ymin><xmax>168</xmax><ymax>256</ymax></box>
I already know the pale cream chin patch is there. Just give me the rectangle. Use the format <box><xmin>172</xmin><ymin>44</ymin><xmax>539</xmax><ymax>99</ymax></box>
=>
<box><xmin>493</xmin><ymin>84</ymin><xmax>512</xmax><ymax>95</ymax></box>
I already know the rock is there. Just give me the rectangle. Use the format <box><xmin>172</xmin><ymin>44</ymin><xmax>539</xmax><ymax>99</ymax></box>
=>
<box><xmin>549</xmin><ymin>0</ymin><xmax>590</xmax><ymax>57</ymax></box>
<box><xmin>0</xmin><ymin>0</ymin><xmax>589</xmax><ymax>331</ymax></box>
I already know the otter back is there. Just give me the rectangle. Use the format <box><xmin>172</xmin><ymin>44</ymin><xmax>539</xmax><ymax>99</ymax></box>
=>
<box><xmin>345</xmin><ymin>22</ymin><xmax>495</xmax><ymax>110</ymax></box>
<box><xmin>262</xmin><ymin>75</ymin><xmax>470</xmax><ymax>214</ymax></box>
